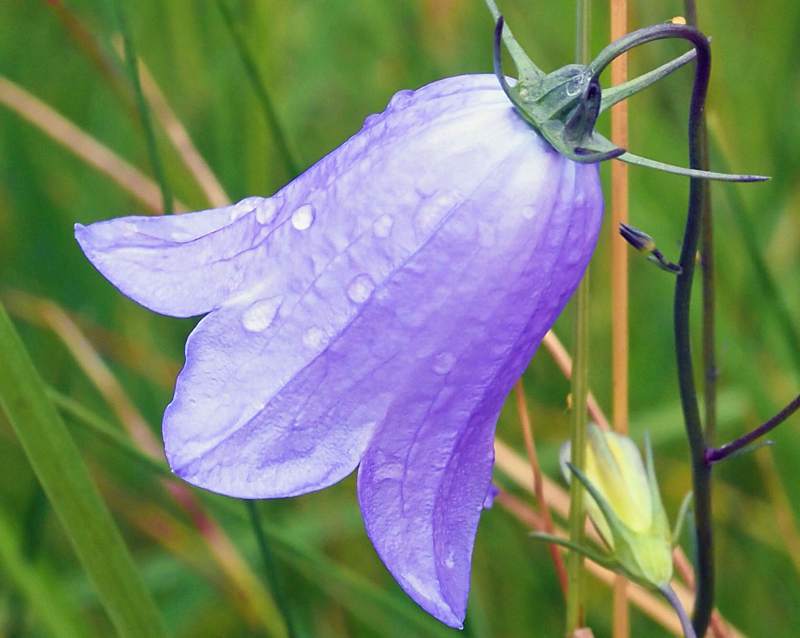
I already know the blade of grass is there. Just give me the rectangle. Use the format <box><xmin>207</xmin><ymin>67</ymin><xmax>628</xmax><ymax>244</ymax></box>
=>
<box><xmin>111</xmin><ymin>37</ymin><xmax>230</xmax><ymax>208</ymax></box>
<box><xmin>216</xmin><ymin>0</ymin><xmax>300</xmax><ymax>179</ymax></box>
<box><xmin>0</xmin><ymin>508</ymin><xmax>90</xmax><ymax>638</ymax></box>
<box><xmin>246</xmin><ymin>501</ymin><xmax>299</xmax><ymax>638</ymax></box>
<box><xmin>108</xmin><ymin>0</ymin><xmax>173</xmax><ymax>213</ymax></box>
<box><xmin>0</xmin><ymin>303</ymin><xmax>167</xmax><ymax>638</ymax></box>
<box><xmin>6</xmin><ymin>294</ymin><xmax>288</xmax><ymax>636</ymax></box>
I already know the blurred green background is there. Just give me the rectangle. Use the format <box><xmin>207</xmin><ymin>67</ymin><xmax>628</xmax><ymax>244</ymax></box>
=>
<box><xmin>1</xmin><ymin>0</ymin><xmax>798</xmax><ymax>636</ymax></box>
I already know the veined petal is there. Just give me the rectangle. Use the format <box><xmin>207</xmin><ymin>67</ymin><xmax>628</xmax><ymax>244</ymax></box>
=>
<box><xmin>75</xmin><ymin>74</ymin><xmax>604</xmax><ymax>624</ymax></box>
<box><xmin>74</xmin><ymin>197</ymin><xmax>285</xmax><ymax>317</ymax></box>
<box><xmin>357</xmin><ymin>141</ymin><xmax>602</xmax><ymax>625</ymax></box>
<box><xmin>161</xmin><ymin>75</ymin><xmax>553</xmax><ymax>498</ymax></box>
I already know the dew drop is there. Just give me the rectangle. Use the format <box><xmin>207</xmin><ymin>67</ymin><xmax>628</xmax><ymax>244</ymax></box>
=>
<box><xmin>372</xmin><ymin>214</ymin><xmax>394</xmax><ymax>238</ymax></box>
<box><xmin>303</xmin><ymin>327</ymin><xmax>326</xmax><ymax>349</ymax></box>
<box><xmin>347</xmin><ymin>274</ymin><xmax>375</xmax><ymax>304</ymax></box>
<box><xmin>230</xmin><ymin>196</ymin><xmax>262</xmax><ymax>221</ymax></box>
<box><xmin>170</xmin><ymin>230</ymin><xmax>194</xmax><ymax>242</ymax></box>
<box><xmin>119</xmin><ymin>221</ymin><xmax>139</xmax><ymax>235</ymax></box>
<box><xmin>521</xmin><ymin>205</ymin><xmax>537</xmax><ymax>220</ymax></box>
<box><xmin>291</xmin><ymin>204</ymin><xmax>315</xmax><ymax>231</ymax></box>
<box><xmin>415</xmin><ymin>191</ymin><xmax>460</xmax><ymax>235</ymax></box>
<box><xmin>241</xmin><ymin>297</ymin><xmax>282</xmax><ymax>332</ymax></box>
<box><xmin>254</xmin><ymin>198</ymin><xmax>279</xmax><ymax>225</ymax></box>
<box><xmin>432</xmin><ymin>352</ymin><xmax>456</xmax><ymax>375</ymax></box>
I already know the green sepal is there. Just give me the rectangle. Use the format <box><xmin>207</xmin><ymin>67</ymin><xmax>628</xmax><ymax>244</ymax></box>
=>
<box><xmin>566</xmin><ymin>461</ymin><xmax>674</xmax><ymax>588</ymax></box>
<box><xmin>488</xmin><ymin>10</ymin><xmax>769</xmax><ymax>182</ymax></box>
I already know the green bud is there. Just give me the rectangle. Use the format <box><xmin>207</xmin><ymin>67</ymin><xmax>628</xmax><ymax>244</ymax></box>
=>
<box><xmin>561</xmin><ymin>425</ymin><xmax>673</xmax><ymax>588</ymax></box>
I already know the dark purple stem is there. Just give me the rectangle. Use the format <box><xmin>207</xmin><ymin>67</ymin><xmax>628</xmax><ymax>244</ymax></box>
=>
<box><xmin>705</xmin><ymin>394</ymin><xmax>800</xmax><ymax>464</ymax></box>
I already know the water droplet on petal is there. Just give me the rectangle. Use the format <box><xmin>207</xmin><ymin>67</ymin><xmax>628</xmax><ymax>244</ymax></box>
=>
<box><xmin>372</xmin><ymin>214</ymin><xmax>394</xmax><ymax>238</ymax></box>
<box><xmin>120</xmin><ymin>221</ymin><xmax>138</xmax><ymax>235</ymax></box>
<box><xmin>254</xmin><ymin>198</ymin><xmax>279</xmax><ymax>225</ymax></box>
<box><xmin>291</xmin><ymin>204</ymin><xmax>315</xmax><ymax>231</ymax></box>
<box><xmin>432</xmin><ymin>352</ymin><xmax>456</xmax><ymax>375</ymax></box>
<box><xmin>303</xmin><ymin>327</ymin><xmax>326</xmax><ymax>349</ymax></box>
<box><xmin>241</xmin><ymin>297</ymin><xmax>282</xmax><ymax>332</ymax></box>
<box><xmin>347</xmin><ymin>274</ymin><xmax>375</xmax><ymax>304</ymax></box>
<box><xmin>170</xmin><ymin>230</ymin><xmax>194</xmax><ymax>242</ymax></box>
<box><xmin>230</xmin><ymin>196</ymin><xmax>262</xmax><ymax>221</ymax></box>
<box><xmin>415</xmin><ymin>191</ymin><xmax>460</xmax><ymax>235</ymax></box>
<box><xmin>521</xmin><ymin>205</ymin><xmax>537</xmax><ymax>220</ymax></box>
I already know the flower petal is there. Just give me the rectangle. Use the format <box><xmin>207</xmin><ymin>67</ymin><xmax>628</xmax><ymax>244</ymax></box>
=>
<box><xmin>161</xmin><ymin>76</ymin><xmax>546</xmax><ymax>498</ymax></box>
<box><xmin>356</xmin><ymin>150</ymin><xmax>603</xmax><ymax>625</ymax></box>
<box><xmin>73</xmin><ymin>75</ymin><xmax>509</xmax><ymax>320</ymax></box>
<box><xmin>74</xmin><ymin>197</ymin><xmax>288</xmax><ymax>317</ymax></box>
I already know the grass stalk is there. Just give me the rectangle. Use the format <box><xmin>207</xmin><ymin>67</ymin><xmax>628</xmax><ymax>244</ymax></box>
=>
<box><xmin>566</xmin><ymin>1</ymin><xmax>592</xmax><ymax>633</ymax></box>
<box><xmin>0</xmin><ymin>304</ymin><xmax>167</xmax><ymax>637</ymax></box>
<box><xmin>109</xmin><ymin>0</ymin><xmax>173</xmax><ymax>213</ymax></box>
<box><xmin>217</xmin><ymin>0</ymin><xmax>300</xmax><ymax>179</ymax></box>
<box><xmin>514</xmin><ymin>381</ymin><xmax>568</xmax><ymax>597</ymax></box>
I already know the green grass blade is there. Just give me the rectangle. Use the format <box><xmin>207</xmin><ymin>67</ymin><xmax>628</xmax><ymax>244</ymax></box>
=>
<box><xmin>0</xmin><ymin>304</ymin><xmax>167</xmax><ymax>638</ymax></box>
<box><xmin>0</xmin><ymin>508</ymin><xmax>90</xmax><ymax>638</ymax></box>
<box><xmin>109</xmin><ymin>0</ymin><xmax>173</xmax><ymax>213</ymax></box>
<box><xmin>217</xmin><ymin>0</ymin><xmax>300</xmax><ymax>179</ymax></box>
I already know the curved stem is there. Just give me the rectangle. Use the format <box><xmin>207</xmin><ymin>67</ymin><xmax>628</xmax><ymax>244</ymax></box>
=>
<box><xmin>660</xmin><ymin>585</ymin><xmax>698</xmax><ymax>638</ymax></box>
<box><xmin>588</xmin><ymin>23</ymin><xmax>707</xmax><ymax>80</ymax></box>
<box><xmin>668</xmin><ymin>28</ymin><xmax>714</xmax><ymax>637</ymax></box>
<box><xmin>706</xmin><ymin>394</ymin><xmax>800</xmax><ymax>463</ymax></box>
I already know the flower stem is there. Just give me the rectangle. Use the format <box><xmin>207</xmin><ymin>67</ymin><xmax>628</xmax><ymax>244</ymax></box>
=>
<box><xmin>683</xmin><ymin>0</ymin><xmax>717</xmax><ymax>448</ymax></box>
<box><xmin>705</xmin><ymin>394</ymin><xmax>800</xmax><ymax>463</ymax></box>
<box><xmin>668</xmin><ymin>27</ymin><xmax>714</xmax><ymax>637</ymax></box>
<box><xmin>660</xmin><ymin>585</ymin><xmax>697</xmax><ymax>638</ymax></box>
<box><xmin>245</xmin><ymin>500</ymin><xmax>297</xmax><ymax>638</ymax></box>
<box><xmin>566</xmin><ymin>4</ymin><xmax>591</xmax><ymax>633</ymax></box>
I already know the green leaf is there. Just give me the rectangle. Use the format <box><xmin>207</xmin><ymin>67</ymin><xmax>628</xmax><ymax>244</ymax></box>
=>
<box><xmin>0</xmin><ymin>304</ymin><xmax>167</xmax><ymax>638</ymax></box>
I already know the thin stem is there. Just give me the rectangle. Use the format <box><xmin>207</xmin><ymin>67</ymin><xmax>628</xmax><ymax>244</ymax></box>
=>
<box><xmin>668</xmin><ymin>27</ymin><xmax>714</xmax><ymax>636</ymax></box>
<box><xmin>706</xmin><ymin>394</ymin><xmax>800</xmax><ymax>463</ymax></box>
<box><xmin>217</xmin><ymin>0</ymin><xmax>300</xmax><ymax>180</ymax></box>
<box><xmin>566</xmin><ymin>3</ymin><xmax>591</xmax><ymax>633</ymax></box>
<box><xmin>245</xmin><ymin>500</ymin><xmax>297</xmax><ymax>638</ymax></box>
<box><xmin>684</xmin><ymin>0</ymin><xmax>717</xmax><ymax>448</ymax></box>
<box><xmin>110</xmin><ymin>0</ymin><xmax>173</xmax><ymax>213</ymax></box>
<box><xmin>609</xmin><ymin>0</ymin><xmax>630</xmax><ymax>635</ymax></box>
<box><xmin>660</xmin><ymin>585</ymin><xmax>698</xmax><ymax>638</ymax></box>
<box><xmin>515</xmin><ymin>381</ymin><xmax>569</xmax><ymax>597</ymax></box>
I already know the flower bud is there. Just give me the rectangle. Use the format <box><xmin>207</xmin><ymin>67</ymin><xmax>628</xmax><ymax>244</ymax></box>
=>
<box><xmin>561</xmin><ymin>425</ymin><xmax>673</xmax><ymax>587</ymax></box>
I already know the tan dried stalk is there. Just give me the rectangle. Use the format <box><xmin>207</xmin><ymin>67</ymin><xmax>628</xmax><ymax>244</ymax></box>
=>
<box><xmin>0</xmin><ymin>76</ymin><xmax>187</xmax><ymax>213</ymax></box>
<box><xmin>111</xmin><ymin>37</ymin><xmax>230</xmax><ymax>208</ymax></box>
